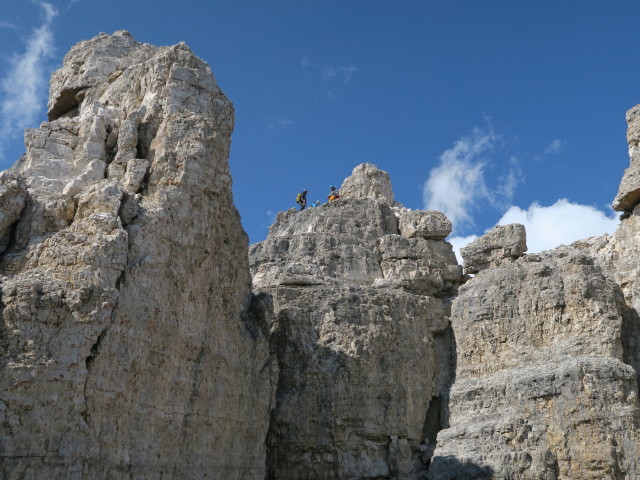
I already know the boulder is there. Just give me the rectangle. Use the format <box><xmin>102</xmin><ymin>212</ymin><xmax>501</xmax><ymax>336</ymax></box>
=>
<box><xmin>398</xmin><ymin>210</ymin><xmax>452</xmax><ymax>239</ymax></box>
<box><xmin>461</xmin><ymin>223</ymin><xmax>527</xmax><ymax>274</ymax></box>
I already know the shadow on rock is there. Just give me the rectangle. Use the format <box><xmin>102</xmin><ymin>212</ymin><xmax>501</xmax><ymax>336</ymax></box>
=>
<box><xmin>428</xmin><ymin>456</ymin><xmax>495</xmax><ymax>480</ymax></box>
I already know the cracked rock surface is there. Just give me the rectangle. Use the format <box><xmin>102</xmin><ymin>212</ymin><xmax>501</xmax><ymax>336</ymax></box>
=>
<box><xmin>0</xmin><ymin>31</ymin><xmax>275</xmax><ymax>479</ymax></box>
<box><xmin>250</xmin><ymin>163</ymin><xmax>464</xmax><ymax>479</ymax></box>
<box><xmin>431</xmin><ymin>229</ymin><xmax>640</xmax><ymax>474</ymax></box>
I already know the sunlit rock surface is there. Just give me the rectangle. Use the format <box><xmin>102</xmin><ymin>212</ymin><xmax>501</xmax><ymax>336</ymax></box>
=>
<box><xmin>0</xmin><ymin>31</ymin><xmax>275</xmax><ymax>479</ymax></box>
<box><xmin>250</xmin><ymin>163</ymin><xmax>464</xmax><ymax>479</ymax></box>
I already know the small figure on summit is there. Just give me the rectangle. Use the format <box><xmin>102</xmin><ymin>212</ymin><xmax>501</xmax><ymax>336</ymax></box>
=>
<box><xmin>311</xmin><ymin>200</ymin><xmax>321</xmax><ymax>208</ymax></box>
<box><xmin>327</xmin><ymin>185</ymin><xmax>340</xmax><ymax>202</ymax></box>
<box><xmin>296</xmin><ymin>189</ymin><xmax>308</xmax><ymax>210</ymax></box>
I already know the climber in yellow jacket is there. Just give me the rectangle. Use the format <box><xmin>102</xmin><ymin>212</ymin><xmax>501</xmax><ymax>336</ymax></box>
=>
<box><xmin>327</xmin><ymin>185</ymin><xmax>340</xmax><ymax>202</ymax></box>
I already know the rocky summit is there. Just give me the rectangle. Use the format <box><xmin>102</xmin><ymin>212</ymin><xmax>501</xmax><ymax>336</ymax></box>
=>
<box><xmin>2</xmin><ymin>31</ymin><xmax>640</xmax><ymax>480</ymax></box>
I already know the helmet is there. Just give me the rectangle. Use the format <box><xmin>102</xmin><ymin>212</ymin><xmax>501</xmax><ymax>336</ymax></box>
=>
<box><xmin>303</xmin><ymin>189</ymin><xmax>308</xmax><ymax>193</ymax></box>
<box><xmin>330</xmin><ymin>185</ymin><xmax>336</xmax><ymax>189</ymax></box>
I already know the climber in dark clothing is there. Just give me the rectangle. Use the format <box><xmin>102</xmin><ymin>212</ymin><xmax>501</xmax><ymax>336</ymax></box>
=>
<box><xmin>296</xmin><ymin>189</ymin><xmax>308</xmax><ymax>210</ymax></box>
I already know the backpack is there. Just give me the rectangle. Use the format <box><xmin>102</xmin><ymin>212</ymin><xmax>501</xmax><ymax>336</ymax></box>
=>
<box><xmin>296</xmin><ymin>193</ymin><xmax>303</xmax><ymax>203</ymax></box>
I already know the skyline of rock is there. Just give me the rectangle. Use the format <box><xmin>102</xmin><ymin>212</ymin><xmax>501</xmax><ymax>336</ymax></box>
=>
<box><xmin>1</xmin><ymin>30</ymin><xmax>640</xmax><ymax>480</ymax></box>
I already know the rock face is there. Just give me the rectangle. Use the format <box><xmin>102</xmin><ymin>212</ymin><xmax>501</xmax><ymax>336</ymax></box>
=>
<box><xmin>4</xmin><ymin>29</ymin><xmax>640</xmax><ymax>480</ymax></box>
<box><xmin>613</xmin><ymin>105</ymin><xmax>640</xmax><ymax>212</ymax></box>
<box><xmin>0</xmin><ymin>31</ymin><xmax>275</xmax><ymax>479</ymax></box>
<box><xmin>250</xmin><ymin>164</ymin><xmax>464</xmax><ymax>479</ymax></box>
<box><xmin>430</xmin><ymin>247</ymin><xmax>640</xmax><ymax>479</ymax></box>
<box><xmin>460</xmin><ymin>223</ymin><xmax>527</xmax><ymax>274</ymax></box>
<box><xmin>339</xmin><ymin>162</ymin><xmax>395</xmax><ymax>204</ymax></box>
<box><xmin>429</xmin><ymin>104</ymin><xmax>640</xmax><ymax>479</ymax></box>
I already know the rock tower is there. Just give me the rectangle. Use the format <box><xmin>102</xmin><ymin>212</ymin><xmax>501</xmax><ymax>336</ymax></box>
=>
<box><xmin>0</xmin><ymin>31</ymin><xmax>275</xmax><ymax>478</ymax></box>
<box><xmin>250</xmin><ymin>164</ymin><xmax>465</xmax><ymax>478</ymax></box>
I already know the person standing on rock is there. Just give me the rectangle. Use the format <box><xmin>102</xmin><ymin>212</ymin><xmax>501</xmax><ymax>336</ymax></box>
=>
<box><xmin>296</xmin><ymin>189</ymin><xmax>308</xmax><ymax>210</ymax></box>
<box><xmin>327</xmin><ymin>185</ymin><xmax>340</xmax><ymax>202</ymax></box>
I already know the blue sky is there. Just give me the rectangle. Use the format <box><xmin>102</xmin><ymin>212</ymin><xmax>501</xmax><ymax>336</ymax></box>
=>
<box><xmin>0</xmin><ymin>1</ymin><xmax>635</xmax><ymax>254</ymax></box>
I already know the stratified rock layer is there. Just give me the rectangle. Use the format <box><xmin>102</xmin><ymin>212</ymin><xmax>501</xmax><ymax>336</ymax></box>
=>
<box><xmin>431</xmin><ymin>247</ymin><xmax>640</xmax><ymax>479</ymax></box>
<box><xmin>250</xmin><ymin>164</ymin><xmax>464</xmax><ymax>479</ymax></box>
<box><xmin>461</xmin><ymin>223</ymin><xmax>527</xmax><ymax>274</ymax></box>
<box><xmin>0</xmin><ymin>31</ymin><xmax>275</xmax><ymax>479</ymax></box>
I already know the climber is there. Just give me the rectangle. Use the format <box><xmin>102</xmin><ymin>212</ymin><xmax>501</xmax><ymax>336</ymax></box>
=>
<box><xmin>296</xmin><ymin>189</ymin><xmax>308</xmax><ymax>210</ymax></box>
<box><xmin>327</xmin><ymin>185</ymin><xmax>340</xmax><ymax>202</ymax></box>
<box><xmin>310</xmin><ymin>200</ymin><xmax>321</xmax><ymax>208</ymax></box>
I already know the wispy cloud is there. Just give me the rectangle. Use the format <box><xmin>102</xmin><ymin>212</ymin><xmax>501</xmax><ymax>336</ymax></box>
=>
<box><xmin>0</xmin><ymin>20</ymin><xmax>18</xmax><ymax>29</ymax></box>
<box><xmin>301</xmin><ymin>57</ymin><xmax>357</xmax><ymax>84</ymax></box>
<box><xmin>265</xmin><ymin>118</ymin><xmax>294</xmax><ymax>132</ymax></box>
<box><xmin>0</xmin><ymin>1</ymin><xmax>58</xmax><ymax>164</ymax></box>
<box><xmin>423</xmin><ymin>128</ymin><xmax>523</xmax><ymax>232</ymax></box>
<box><xmin>544</xmin><ymin>139</ymin><xmax>565</xmax><ymax>154</ymax></box>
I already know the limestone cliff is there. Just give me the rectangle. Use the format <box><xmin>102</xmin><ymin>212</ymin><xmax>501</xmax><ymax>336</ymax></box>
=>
<box><xmin>4</xmin><ymin>29</ymin><xmax>640</xmax><ymax>480</ymax></box>
<box><xmin>250</xmin><ymin>164</ymin><xmax>464</xmax><ymax>478</ymax></box>
<box><xmin>428</xmin><ymin>111</ymin><xmax>640</xmax><ymax>478</ymax></box>
<box><xmin>0</xmin><ymin>31</ymin><xmax>275</xmax><ymax>479</ymax></box>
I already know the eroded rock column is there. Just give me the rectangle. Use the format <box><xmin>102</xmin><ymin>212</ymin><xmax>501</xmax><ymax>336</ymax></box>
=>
<box><xmin>0</xmin><ymin>31</ymin><xmax>275</xmax><ymax>479</ymax></box>
<box><xmin>251</xmin><ymin>164</ymin><xmax>464</xmax><ymax>479</ymax></box>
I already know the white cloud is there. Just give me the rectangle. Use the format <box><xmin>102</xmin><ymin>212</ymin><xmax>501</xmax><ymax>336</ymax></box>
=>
<box><xmin>544</xmin><ymin>139</ymin><xmax>565</xmax><ymax>154</ymax></box>
<box><xmin>0</xmin><ymin>1</ymin><xmax>58</xmax><ymax>163</ymax></box>
<box><xmin>446</xmin><ymin>199</ymin><xmax>618</xmax><ymax>265</ymax></box>
<box><xmin>447</xmin><ymin>234</ymin><xmax>479</xmax><ymax>265</ymax></box>
<box><xmin>265</xmin><ymin>118</ymin><xmax>293</xmax><ymax>131</ymax></box>
<box><xmin>0</xmin><ymin>20</ymin><xmax>18</xmax><ymax>29</ymax></box>
<box><xmin>301</xmin><ymin>57</ymin><xmax>357</xmax><ymax>84</ymax></box>
<box><xmin>496</xmin><ymin>199</ymin><xmax>617</xmax><ymax>253</ymax></box>
<box><xmin>423</xmin><ymin>128</ymin><xmax>500</xmax><ymax>231</ymax></box>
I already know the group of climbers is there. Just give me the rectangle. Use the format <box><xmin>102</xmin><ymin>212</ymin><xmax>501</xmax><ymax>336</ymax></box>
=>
<box><xmin>295</xmin><ymin>185</ymin><xmax>340</xmax><ymax>211</ymax></box>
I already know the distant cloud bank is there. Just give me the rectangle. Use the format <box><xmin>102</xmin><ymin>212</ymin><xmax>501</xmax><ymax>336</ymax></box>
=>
<box><xmin>0</xmin><ymin>1</ymin><xmax>58</xmax><ymax>164</ymax></box>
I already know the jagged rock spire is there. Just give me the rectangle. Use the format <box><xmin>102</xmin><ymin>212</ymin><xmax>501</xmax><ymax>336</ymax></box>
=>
<box><xmin>339</xmin><ymin>162</ymin><xmax>395</xmax><ymax>204</ymax></box>
<box><xmin>613</xmin><ymin>104</ymin><xmax>640</xmax><ymax>212</ymax></box>
<box><xmin>1</xmin><ymin>31</ymin><xmax>274</xmax><ymax>479</ymax></box>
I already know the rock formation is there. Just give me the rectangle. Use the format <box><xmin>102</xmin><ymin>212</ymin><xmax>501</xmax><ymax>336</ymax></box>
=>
<box><xmin>460</xmin><ymin>223</ymin><xmax>527</xmax><ymax>274</ymax></box>
<box><xmin>250</xmin><ymin>164</ymin><xmax>465</xmax><ymax>478</ymax></box>
<box><xmin>4</xmin><ymin>28</ymin><xmax>640</xmax><ymax>480</ymax></box>
<box><xmin>428</xmin><ymin>107</ymin><xmax>640</xmax><ymax>479</ymax></box>
<box><xmin>0</xmin><ymin>31</ymin><xmax>275</xmax><ymax>479</ymax></box>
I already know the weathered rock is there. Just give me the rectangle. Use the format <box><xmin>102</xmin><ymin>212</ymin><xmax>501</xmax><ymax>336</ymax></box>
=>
<box><xmin>430</xmin><ymin>247</ymin><xmax>640</xmax><ymax>479</ymax></box>
<box><xmin>613</xmin><ymin>105</ymin><xmax>640</xmax><ymax>212</ymax></box>
<box><xmin>338</xmin><ymin>162</ymin><xmax>395</xmax><ymax>204</ymax></box>
<box><xmin>398</xmin><ymin>210</ymin><xmax>452</xmax><ymax>240</ymax></box>
<box><xmin>1</xmin><ymin>31</ymin><xmax>275</xmax><ymax>479</ymax></box>
<box><xmin>461</xmin><ymin>223</ymin><xmax>527</xmax><ymax>274</ymax></box>
<box><xmin>0</xmin><ymin>171</ymin><xmax>27</xmax><ymax>251</ymax></box>
<box><xmin>250</xmin><ymin>164</ymin><xmax>464</xmax><ymax>478</ymax></box>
